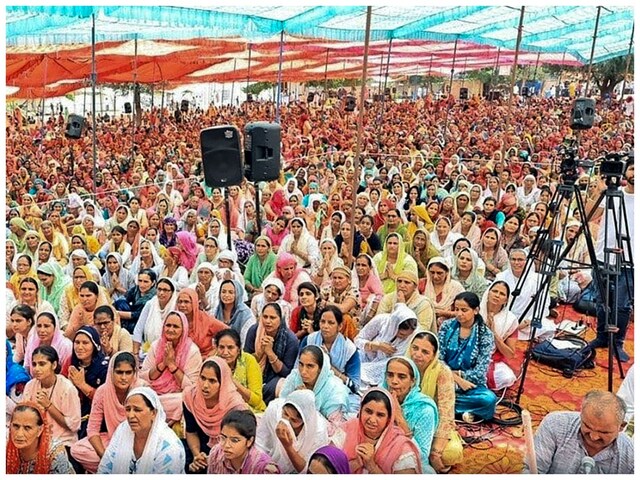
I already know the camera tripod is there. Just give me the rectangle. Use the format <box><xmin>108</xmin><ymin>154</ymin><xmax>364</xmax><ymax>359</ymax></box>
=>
<box><xmin>511</xmin><ymin>163</ymin><xmax>632</xmax><ymax>405</ymax></box>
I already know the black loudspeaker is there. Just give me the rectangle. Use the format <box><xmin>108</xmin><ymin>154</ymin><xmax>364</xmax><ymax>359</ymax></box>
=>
<box><xmin>65</xmin><ymin>114</ymin><xmax>84</xmax><ymax>139</ymax></box>
<box><xmin>521</xmin><ymin>86</ymin><xmax>530</xmax><ymax>97</ymax></box>
<box><xmin>459</xmin><ymin>87</ymin><xmax>469</xmax><ymax>100</ymax></box>
<box><xmin>345</xmin><ymin>95</ymin><xmax>356</xmax><ymax>112</ymax></box>
<box><xmin>200</xmin><ymin>126</ymin><xmax>243</xmax><ymax>188</ymax></box>
<box><xmin>181</xmin><ymin>99</ymin><xmax>189</xmax><ymax>112</ymax></box>
<box><xmin>246</xmin><ymin>94</ymin><xmax>253</xmax><ymax>102</ymax></box>
<box><xmin>244</xmin><ymin>122</ymin><xmax>281</xmax><ymax>182</ymax></box>
<box><xmin>570</xmin><ymin>97</ymin><xmax>596</xmax><ymax>130</ymax></box>
<box><xmin>307</xmin><ymin>92</ymin><xmax>314</xmax><ymax>103</ymax></box>
<box><xmin>124</xmin><ymin>102</ymin><xmax>132</xmax><ymax>114</ymax></box>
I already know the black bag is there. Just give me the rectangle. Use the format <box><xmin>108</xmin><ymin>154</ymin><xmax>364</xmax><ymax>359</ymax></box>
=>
<box><xmin>531</xmin><ymin>334</ymin><xmax>596</xmax><ymax>378</ymax></box>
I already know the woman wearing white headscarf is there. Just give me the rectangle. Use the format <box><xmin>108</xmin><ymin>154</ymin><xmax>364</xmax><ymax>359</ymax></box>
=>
<box><xmin>101</xmin><ymin>252</ymin><xmax>136</xmax><ymax>302</ymax></box>
<box><xmin>128</xmin><ymin>238</ymin><xmax>165</xmax><ymax>278</ymax></box>
<box><xmin>250</xmin><ymin>277</ymin><xmax>292</xmax><ymax>326</ymax></box>
<box><xmin>278</xmin><ymin>217</ymin><xmax>320</xmax><ymax>268</ymax></box>
<box><xmin>208</xmin><ymin>217</ymin><xmax>229</xmax><ymax>251</ymax></box>
<box><xmin>311</xmin><ymin>238</ymin><xmax>344</xmax><ymax>288</ymax></box>
<box><xmin>284</xmin><ymin>178</ymin><xmax>304</xmax><ymax>201</ymax></box>
<box><xmin>430</xmin><ymin>217</ymin><xmax>463</xmax><ymax>258</ymax></box>
<box><xmin>480</xmin><ymin>281</ymin><xmax>518</xmax><ymax>390</ymax></box>
<box><xmin>355</xmin><ymin>303</ymin><xmax>421</xmax><ymax>387</ymax></box>
<box><xmin>255</xmin><ymin>389</ymin><xmax>329</xmax><ymax>473</ymax></box>
<box><xmin>97</xmin><ymin>386</ymin><xmax>186</xmax><ymax>474</ymax></box>
<box><xmin>133</xmin><ymin>277</ymin><xmax>179</xmax><ymax>358</ymax></box>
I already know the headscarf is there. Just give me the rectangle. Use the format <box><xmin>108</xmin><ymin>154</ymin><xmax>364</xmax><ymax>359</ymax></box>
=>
<box><xmin>71</xmin><ymin>326</ymin><xmax>109</xmax><ymax>389</ymax></box>
<box><xmin>244</xmin><ymin>236</ymin><xmax>277</xmax><ymax>289</ymax></box>
<box><xmin>140</xmin><ymin>277</ymin><xmax>178</xmax><ymax>349</ymax></box>
<box><xmin>373</xmin><ymin>232</ymin><xmax>417</xmax><ymax>293</ymax></box>
<box><xmin>307</xmin><ymin>445</ymin><xmax>351</xmax><ymax>474</ymax></box>
<box><xmin>279</xmin><ymin>346</ymin><xmax>349</xmax><ymax>418</ymax></box>
<box><xmin>151</xmin><ymin>311</ymin><xmax>196</xmax><ymax>393</ymax></box>
<box><xmin>254</xmin><ymin>303</ymin><xmax>289</xmax><ymax>371</ymax></box>
<box><xmin>36</xmin><ymin>261</ymin><xmax>70</xmax><ymax>311</ymax></box>
<box><xmin>24</xmin><ymin>312</ymin><xmax>73</xmax><ymax>376</ymax></box>
<box><xmin>5</xmin><ymin>402</ymin><xmax>52</xmax><ymax>474</ymax></box>
<box><xmin>256</xmin><ymin>389</ymin><xmax>329</xmax><ymax>474</ymax></box>
<box><xmin>98</xmin><ymin>352</ymin><xmax>145</xmax><ymax>436</ymax></box>
<box><xmin>213</xmin><ymin>280</ymin><xmax>255</xmax><ymax>337</ymax></box>
<box><xmin>422</xmin><ymin>256</ymin><xmax>465</xmax><ymax>311</ymax></box>
<box><xmin>406</xmin><ymin>331</ymin><xmax>442</xmax><ymax>400</ymax></box>
<box><xmin>342</xmin><ymin>388</ymin><xmax>423</xmax><ymax>474</ymax></box>
<box><xmin>411</xmin><ymin>204</ymin><xmax>436</xmax><ymax>232</ymax></box>
<box><xmin>175</xmin><ymin>231</ymin><xmax>198</xmax><ymax>271</ymax></box>
<box><xmin>9</xmin><ymin>253</ymin><xmax>38</xmax><ymax>292</ymax></box>
<box><xmin>178</xmin><ymin>288</ymin><xmax>219</xmax><ymax>356</ymax></box>
<box><xmin>451</xmin><ymin>247</ymin><xmax>488</xmax><ymax>298</ymax></box>
<box><xmin>274</xmin><ymin>253</ymin><xmax>305</xmax><ymax>304</ymax></box>
<box><xmin>182</xmin><ymin>357</ymin><xmax>247</xmax><ymax>448</ymax></box>
<box><xmin>480</xmin><ymin>281</ymin><xmax>518</xmax><ymax>341</ymax></box>
<box><xmin>381</xmin><ymin>356</ymin><xmax>439</xmax><ymax>468</ymax></box>
<box><xmin>101</xmin><ymin>386</ymin><xmax>183</xmax><ymax>473</ymax></box>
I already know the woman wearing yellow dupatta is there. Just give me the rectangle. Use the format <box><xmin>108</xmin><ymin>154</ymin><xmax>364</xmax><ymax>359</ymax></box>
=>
<box><xmin>372</xmin><ymin>233</ymin><xmax>418</xmax><ymax>295</ymax></box>
<box><xmin>411</xmin><ymin>204</ymin><xmax>436</xmax><ymax>233</ymax></box>
<box><xmin>406</xmin><ymin>228</ymin><xmax>440</xmax><ymax>279</ymax></box>
<box><xmin>9</xmin><ymin>254</ymin><xmax>38</xmax><ymax>293</ymax></box>
<box><xmin>71</xmin><ymin>225</ymin><xmax>101</xmax><ymax>256</ymax></box>
<box><xmin>406</xmin><ymin>332</ymin><xmax>463</xmax><ymax>473</ymax></box>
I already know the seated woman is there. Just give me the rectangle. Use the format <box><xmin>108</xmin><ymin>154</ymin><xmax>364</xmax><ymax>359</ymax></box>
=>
<box><xmin>132</xmin><ymin>277</ymin><xmax>177</xmax><ymax>358</ymax></box>
<box><xmin>373</xmin><ymin>233</ymin><xmax>418</xmax><ymax>295</ymax></box>
<box><xmin>264</xmin><ymin>252</ymin><xmax>312</xmax><ymax>308</ymax></box>
<box><xmin>480</xmin><ymin>281</ymin><xmax>518</xmax><ymax>390</ymax></box>
<box><xmin>70</xmin><ymin>352</ymin><xmax>144</xmax><ymax>473</ymax></box>
<box><xmin>306</xmin><ymin>445</ymin><xmax>351</xmax><ymax>474</ymax></box>
<box><xmin>319</xmin><ymin>266</ymin><xmax>360</xmax><ymax>340</ymax></box>
<box><xmin>207</xmin><ymin>410</ymin><xmax>280</xmax><ymax>474</ymax></box>
<box><xmin>421</xmin><ymin>257</ymin><xmax>465</xmax><ymax>327</ymax></box>
<box><xmin>6</xmin><ymin>402</ymin><xmax>75</xmax><ymax>474</ymax></box>
<box><xmin>473</xmin><ymin>227</ymin><xmax>508</xmax><ymax>282</ymax></box>
<box><xmin>116</xmin><ymin>269</ymin><xmax>158</xmax><ymax>334</ymax></box>
<box><xmin>214</xmin><ymin>329</ymin><xmax>266</xmax><ymax>412</ymax></box>
<box><xmin>68</xmin><ymin>326</ymin><xmax>109</xmax><ymax>440</ymax></box>
<box><xmin>160</xmin><ymin>246</ymin><xmax>190</xmax><ymax>291</ymax></box>
<box><xmin>22</xmin><ymin>345</ymin><xmax>81</xmax><ymax>448</ymax></box>
<box><xmin>256</xmin><ymin>389</ymin><xmax>329</xmax><ymax>473</ymax></box>
<box><xmin>244</xmin><ymin>236</ymin><xmax>277</xmax><ymax>298</ymax></box>
<box><xmin>311</xmin><ymin>238</ymin><xmax>344</xmax><ymax>288</ymax></box>
<box><xmin>65</xmin><ymin>281</ymin><xmax>110</xmax><ymax>340</ymax></box>
<box><xmin>9</xmin><ymin>304</ymin><xmax>36</xmax><ymax>365</ymax></box>
<box><xmin>354</xmin><ymin>304</ymin><xmax>419</xmax><ymax>388</ymax></box>
<box><xmin>352</xmin><ymin>253</ymin><xmax>383</xmax><ymax>325</ymax></box>
<box><xmin>97</xmin><ymin>387</ymin><xmax>186</xmax><ymax>473</ymax></box>
<box><xmin>301</xmin><ymin>305</ymin><xmax>361</xmax><ymax>401</ymax></box>
<box><xmin>452</xmin><ymin>211</ymin><xmax>482</xmax><ymax>246</ymax></box>
<box><xmin>9</xmin><ymin>254</ymin><xmax>38</xmax><ymax>297</ymax></box>
<box><xmin>430</xmin><ymin>217</ymin><xmax>463</xmax><ymax>258</ymax></box>
<box><xmin>289</xmin><ymin>282</ymin><xmax>322</xmax><ymax>341</ymax></box>
<box><xmin>438</xmin><ymin>292</ymin><xmax>497</xmax><ymax>422</ymax></box>
<box><xmin>381</xmin><ymin>357</ymin><xmax>439</xmax><ymax>472</ymax></box>
<box><xmin>24</xmin><ymin>312</ymin><xmax>72</xmax><ymax>376</ymax></box>
<box><xmin>58</xmin><ymin>265</ymin><xmax>102</xmax><ymax>330</ymax></box>
<box><xmin>250</xmin><ymin>277</ymin><xmax>292</xmax><ymax>327</ymax></box>
<box><xmin>451</xmin><ymin>247</ymin><xmax>489</xmax><ymax>299</ymax></box>
<box><xmin>337</xmin><ymin>388</ymin><xmax>422</xmax><ymax>473</ymax></box>
<box><xmin>279</xmin><ymin>345</ymin><xmax>350</xmax><ymax>428</ymax></box>
<box><xmin>214</xmin><ymin>279</ymin><xmax>256</xmax><ymax>345</ymax></box>
<box><xmin>36</xmin><ymin>261</ymin><xmax>69</xmax><ymax>318</ymax></box>
<box><xmin>101</xmin><ymin>252</ymin><xmax>135</xmax><ymax>303</ymax></box>
<box><xmin>97</xmin><ymin>226</ymin><xmax>132</xmax><ymax>267</ymax></box>
<box><xmin>140</xmin><ymin>311</ymin><xmax>203</xmax><ymax>422</ymax></box>
<box><xmin>244</xmin><ymin>303</ymin><xmax>299</xmax><ymax>404</ymax></box>
<box><xmin>407</xmin><ymin>227</ymin><xmax>440</xmax><ymax>279</ymax></box>
<box><xmin>407</xmin><ymin>332</ymin><xmax>463</xmax><ymax>473</ymax></box>
<box><xmin>278</xmin><ymin>217</ymin><xmax>320</xmax><ymax>268</ymax></box>
<box><xmin>176</xmin><ymin>288</ymin><xmax>227</xmax><ymax>358</ymax></box>
<box><xmin>182</xmin><ymin>357</ymin><xmax>247</xmax><ymax>473</ymax></box>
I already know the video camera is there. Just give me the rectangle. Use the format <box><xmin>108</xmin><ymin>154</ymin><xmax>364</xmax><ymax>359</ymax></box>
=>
<box><xmin>557</xmin><ymin>139</ymin><xmax>594</xmax><ymax>182</ymax></box>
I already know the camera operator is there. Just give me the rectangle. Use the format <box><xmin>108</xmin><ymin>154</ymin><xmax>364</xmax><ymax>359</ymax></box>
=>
<box><xmin>588</xmin><ymin>157</ymin><xmax>634</xmax><ymax>362</ymax></box>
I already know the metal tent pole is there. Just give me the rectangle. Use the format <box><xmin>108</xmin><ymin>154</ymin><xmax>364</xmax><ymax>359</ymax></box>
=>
<box><xmin>502</xmin><ymin>6</ymin><xmax>526</xmax><ymax>158</ymax></box>
<box><xmin>91</xmin><ymin>13</ymin><xmax>97</xmax><ymax>198</ymax></box>
<box><xmin>275</xmin><ymin>30</ymin><xmax>285</xmax><ymax>123</ymax></box>
<box><xmin>619</xmin><ymin>23</ymin><xmax>634</xmax><ymax>106</ymax></box>
<box><xmin>346</xmin><ymin>6</ymin><xmax>373</xmax><ymax>268</ymax></box>
<box><xmin>584</xmin><ymin>6</ymin><xmax>601</xmax><ymax>96</ymax></box>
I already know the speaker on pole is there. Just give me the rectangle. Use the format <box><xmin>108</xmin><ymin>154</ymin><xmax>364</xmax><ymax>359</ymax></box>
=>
<box><xmin>244</xmin><ymin>122</ymin><xmax>281</xmax><ymax>182</ymax></box>
<box><xmin>200</xmin><ymin>126</ymin><xmax>244</xmax><ymax>188</ymax></box>
<box><xmin>570</xmin><ymin>98</ymin><xmax>596</xmax><ymax>130</ymax></box>
<box><xmin>345</xmin><ymin>95</ymin><xmax>356</xmax><ymax>112</ymax></box>
<box><xmin>181</xmin><ymin>99</ymin><xmax>189</xmax><ymax>112</ymax></box>
<box><xmin>65</xmin><ymin>114</ymin><xmax>84</xmax><ymax>139</ymax></box>
<box><xmin>124</xmin><ymin>102</ymin><xmax>132</xmax><ymax>114</ymax></box>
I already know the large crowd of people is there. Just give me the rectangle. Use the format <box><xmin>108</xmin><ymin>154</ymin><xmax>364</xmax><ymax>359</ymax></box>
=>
<box><xmin>5</xmin><ymin>89</ymin><xmax>634</xmax><ymax>474</ymax></box>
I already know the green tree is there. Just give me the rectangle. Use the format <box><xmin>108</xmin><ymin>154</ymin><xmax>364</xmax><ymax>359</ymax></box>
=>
<box><xmin>242</xmin><ymin>82</ymin><xmax>275</xmax><ymax>96</ymax></box>
<box><xmin>591</xmin><ymin>55</ymin><xmax>634</xmax><ymax>98</ymax></box>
